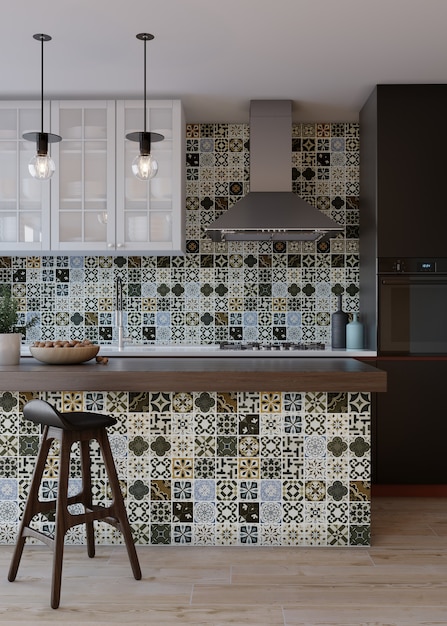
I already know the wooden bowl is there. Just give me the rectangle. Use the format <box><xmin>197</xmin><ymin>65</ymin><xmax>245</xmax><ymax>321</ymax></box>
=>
<box><xmin>29</xmin><ymin>345</ymin><xmax>100</xmax><ymax>365</ymax></box>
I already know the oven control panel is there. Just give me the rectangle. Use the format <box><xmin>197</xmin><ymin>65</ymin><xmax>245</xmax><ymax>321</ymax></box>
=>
<box><xmin>378</xmin><ymin>258</ymin><xmax>447</xmax><ymax>274</ymax></box>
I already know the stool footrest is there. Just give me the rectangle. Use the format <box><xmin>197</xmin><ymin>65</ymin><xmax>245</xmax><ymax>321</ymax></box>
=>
<box><xmin>18</xmin><ymin>499</ymin><xmax>122</xmax><ymax>529</ymax></box>
<box><xmin>22</xmin><ymin>527</ymin><xmax>55</xmax><ymax>549</ymax></box>
<box><xmin>67</xmin><ymin>505</ymin><xmax>120</xmax><ymax>528</ymax></box>
<box><xmin>25</xmin><ymin>491</ymin><xmax>88</xmax><ymax>515</ymax></box>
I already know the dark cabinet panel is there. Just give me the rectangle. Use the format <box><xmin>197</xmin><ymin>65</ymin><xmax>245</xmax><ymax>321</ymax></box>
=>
<box><xmin>374</xmin><ymin>359</ymin><xmax>447</xmax><ymax>484</ymax></box>
<box><xmin>360</xmin><ymin>85</ymin><xmax>447</xmax><ymax>259</ymax></box>
<box><xmin>360</xmin><ymin>85</ymin><xmax>447</xmax><ymax>485</ymax></box>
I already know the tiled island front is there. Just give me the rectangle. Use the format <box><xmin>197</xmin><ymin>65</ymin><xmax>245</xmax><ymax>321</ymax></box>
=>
<box><xmin>0</xmin><ymin>358</ymin><xmax>385</xmax><ymax>547</ymax></box>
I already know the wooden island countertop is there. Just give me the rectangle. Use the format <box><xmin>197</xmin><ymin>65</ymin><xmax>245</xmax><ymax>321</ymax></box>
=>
<box><xmin>0</xmin><ymin>356</ymin><xmax>386</xmax><ymax>392</ymax></box>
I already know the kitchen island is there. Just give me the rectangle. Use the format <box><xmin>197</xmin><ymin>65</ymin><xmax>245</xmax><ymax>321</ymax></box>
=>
<box><xmin>0</xmin><ymin>357</ymin><xmax>385</xmax><ymax>547</ymax></box>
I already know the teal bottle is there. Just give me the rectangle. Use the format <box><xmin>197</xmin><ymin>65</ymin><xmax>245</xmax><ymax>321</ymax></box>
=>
<box><xmin>346</xmin><ymin>313</ymin><xmax>364</xmax><ymax>350</ymax></box>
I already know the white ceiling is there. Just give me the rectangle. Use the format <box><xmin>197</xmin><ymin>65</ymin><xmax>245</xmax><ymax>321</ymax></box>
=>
<box><xmin>2</xmin><ymin>0</ymin><xmax>447</xmax><ymax>123</ymax></box>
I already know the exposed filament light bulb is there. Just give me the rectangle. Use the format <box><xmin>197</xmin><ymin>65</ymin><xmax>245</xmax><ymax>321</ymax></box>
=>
<box><xmin>131</xmin><ymin>147</ymin><xmax>158</xmax><ymax>180</ymax></box>
<box><xmin>28</xmin><ymin>133</ymin><xmax>56</xmax><ymax>179</ymax></box>
<box><xmin>29</xmin><ymin>154</ymin><xmax>56</xmax><ymax>179</ymax></box>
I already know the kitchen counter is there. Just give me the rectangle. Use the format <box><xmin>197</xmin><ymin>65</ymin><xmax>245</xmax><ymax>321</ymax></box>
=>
<box><xmin>2</xmin><ymin>356</ymin><xmax>386</xmax><ymax>392</ymax></box>
<box><xmin>94</xmin><ymin>345</ymin><xmax>378</xmax><ymax>358</ymax></box>
<box><xmin>21</xmin><ymin>344</ymin><xmax>377</xmax><ymax>358</ymax></box>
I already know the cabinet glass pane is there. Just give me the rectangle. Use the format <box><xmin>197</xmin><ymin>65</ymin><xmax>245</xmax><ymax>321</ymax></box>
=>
<box><xmin>84</xmin><ymin>212</ymin><xmax>107</xmax><ymax>242</ymax></box>
<box><xmin>19</xmin><ymin>212</ymin><xmax>41</xmax><ymax>243</ymax></box>
<box><xmin>0</xmin><ymin>213</ymin><xmax>17</xmax><ymax>242</ymax></box>
<box><xmin>149</xmin><ymin>108</ymin><xmax>173</xmax><ymax>135</ymax></box>
<box><xmin>85</xmin><ymin>142</ymin><xmax>107</xmax><ymax>207</ymax></box>
<box><xmin>20</xmin><ymin>177</ymin><xmax>41</xmax><ymax>205</ymax></box>
<box><xmin>19</xmin><ymin>109</ymin><xmax>41</xmax><ymax>136</ymax></box>
<box><xmin>0</xmin><ymin>110</ymin><xmax>17</xmax><ymax>138</ymax></box>
<box><xmin>0</xmin><ymin>143</ymin><xmax>17</xmax><ymax>205</ymax></box>
<box><xmin>60</xmin><ymin>109</ymin><xmax>82</xmax><ymax>138</ymax></box>
<box><xmin>84</xmin><ymin>109</ymin><xmax>107</xmax><ymax>138</ymax></box>
<box><xmin>150</xmin><ymin>212</ymin><xmax>172</xmax><ymax>242</ymax></box>
<box><xmin>125</xmin><ymin>174</ymin><xmax>146</xmax><ymax>203</ymax></box>
<box><xmin>59</xmin><ymin>212</ymin><xmax>82</xmax><ymax>242</ymax></box>
<box><xmin>59</xmin><ymin>141</ymin><xmax>82</xmax><ymax>207</ymax></box>
<box><xmin>150</xmin><ymin>153</ymin><xmax>172</xmax><ymax>201</ymax></box>
<box><xmin>60</xmin><ymin>108</ymin><xmax>108</xmax><ymax>140</ymax></box>
<box><xmin>20</xmin><ymin>142</ymin><xmax>43</xmax><ymax>209</ymax></box>
<box><xmin>125</xmin><ymin>108</ymin><xmax>142</xmax><ymax>134</ymax></box>
<box><xmin>125</xmin><ymin>212</ymin><xmax>148</xmax><ymax>242</ymax></box>
<box><xmin>59</xmin><ymin>210</ymin><xmax>108</xmax><ymax>244</ymax></box>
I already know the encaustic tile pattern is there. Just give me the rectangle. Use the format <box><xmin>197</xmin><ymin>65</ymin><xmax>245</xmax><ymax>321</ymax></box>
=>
<box><xmin>0</xmin><ymin>389</ymin><xmax>371</xmax><ymax>547</ymax></box>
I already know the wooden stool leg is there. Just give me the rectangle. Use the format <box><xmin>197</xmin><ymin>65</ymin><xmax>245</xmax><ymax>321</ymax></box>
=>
<box><xmin>98</xmin><ymin>431</ymin><xmax>142</xmax><ymax>580</ymax></box>
<box><xmin>79</xmin><ymin>439</ymin><xmax>95</xmax><ymax>558</ymax></box>
<box><xmin>8</xmin><ymin>428</ymin><xmax>53</xmax><ymax>582</ymax></box>
<box><xmin>51</xmin><ymin>432</ymin><xmax>71</xmax><ymax>610</ymax></box>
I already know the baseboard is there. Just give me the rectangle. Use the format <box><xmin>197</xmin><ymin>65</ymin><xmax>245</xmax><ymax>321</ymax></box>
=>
<box><xmin>372</xmin><ymin>484</ymin><xmax>447</xmax><ymax>497</ymax></box>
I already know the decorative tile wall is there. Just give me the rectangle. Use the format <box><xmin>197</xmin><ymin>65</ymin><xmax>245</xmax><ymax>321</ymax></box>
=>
<box><xmin>0</xmin><ymin>122</ymin><xmax>368</xmax><ymax>547</ymax></box>
<box><xmin>0</xmin><ymin>389</ymin><xmax>371</xmax><ymax>546</ymax></box>
<box><xmin>0</xmin><ymin>122</ymin><xmax>359</xmax><ymax>346</ymax></box>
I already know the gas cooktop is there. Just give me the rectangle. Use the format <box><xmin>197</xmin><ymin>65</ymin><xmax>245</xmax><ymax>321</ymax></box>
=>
<box><xmin>219</xmin><ymin>342</ymin><xmax>326</xmax><ymax>351</ymax></box>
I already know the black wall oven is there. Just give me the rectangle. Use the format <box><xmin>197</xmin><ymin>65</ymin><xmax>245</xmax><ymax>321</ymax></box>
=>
<box><xmin>375</xmin><ymin>257</ymin><xmax>447</xmax><ymax>485</ymax></box>
<box><xmin>379</xmin><ymin>257</ymin><xmax>447</xmax><ymax>355</ymax></box>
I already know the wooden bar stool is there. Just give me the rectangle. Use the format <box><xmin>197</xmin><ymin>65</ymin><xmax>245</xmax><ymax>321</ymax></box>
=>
<box><xmin>8</xmin><ymin>399</ymin><xmax>141</xmax><ymax>609</ymax></box>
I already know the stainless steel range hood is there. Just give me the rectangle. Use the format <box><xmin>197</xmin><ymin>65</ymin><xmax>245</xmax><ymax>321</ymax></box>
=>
<box><xmin>205</xmin><ymin>100</ymin><xmax>342</xmax><ymax>242</ymax></box>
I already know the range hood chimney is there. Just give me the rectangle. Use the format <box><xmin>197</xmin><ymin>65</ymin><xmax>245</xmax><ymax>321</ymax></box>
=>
<box><xmin>205</xmin><ymin>100</ymin><xmax>342</xmax><ymax>242</ymax></box>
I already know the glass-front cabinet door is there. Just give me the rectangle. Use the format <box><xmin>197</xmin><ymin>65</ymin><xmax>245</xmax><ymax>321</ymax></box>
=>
<box><xmin>116</xmin><ymin>100</ymin><xmax>185</xmax><ymax>254</ymax></box>
<box><xmin>0</xmin><ymin>99</ymin><xmax>184</xmax><ymax>254</ymax></box>
<box><xmin>0</xmin><ymin>102</ymin><xmax>50</xmax><ymax>251</ymax></box>
<box><xmin>51</xmin><ymin>100</ymin><xmax>115</xmax><ymax>251</ymax></box>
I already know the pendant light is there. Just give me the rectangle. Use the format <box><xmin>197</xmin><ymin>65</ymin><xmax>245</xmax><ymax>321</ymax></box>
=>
<box><xmin>126</xmin><ymin>33</ymin><xmax>164</xmax><ymax>180</ymax></box>
<box><xmin>23</xmin><ymin>34</ymin><xmax>61</xmax><ymax>180</ymax></box>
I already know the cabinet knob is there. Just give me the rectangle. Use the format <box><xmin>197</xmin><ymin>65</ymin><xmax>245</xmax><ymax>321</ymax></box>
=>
<box><xmin>107</xmin><ymin>243</ymin><xmax>113</xmax><ymax>248</ymax></box>
<box><xmin>117</xmin><ymin>243</ymin><xmax>124</xmax><ymax>248</ymax></box>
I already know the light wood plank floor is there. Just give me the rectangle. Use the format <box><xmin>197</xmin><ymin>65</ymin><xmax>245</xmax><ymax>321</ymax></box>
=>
<box><xmin>1</xmin><ymin>497</ymin><xmax>447</xmax><ymax>625</ymax></box>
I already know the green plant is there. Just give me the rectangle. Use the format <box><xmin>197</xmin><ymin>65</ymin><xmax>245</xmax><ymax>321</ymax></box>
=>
<box><xmin>0</xmin><ymin>285</ymin><xmax>37</xmax><ymax>335</ymax></box>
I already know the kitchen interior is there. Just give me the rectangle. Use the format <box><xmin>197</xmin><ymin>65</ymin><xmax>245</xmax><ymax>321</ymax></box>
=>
<box><xmin>0</xmin><ymin>1</ymin><xmax>446</xmax><ymax>623</ymax></box>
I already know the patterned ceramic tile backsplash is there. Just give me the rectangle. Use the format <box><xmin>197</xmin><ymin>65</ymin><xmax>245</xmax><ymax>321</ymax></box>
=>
<box><xmin>0</xmin><ymin>122</ymin><xmax>368</xmax><ymax>547</ymax></box>
<box><xmin>0</xmin><ymin>389</ymin><xmax>371</xmax><ymax>546</ymax></box>
<box><xmin>0</xmin><ymin>122</ymin><xmax>359</xmax><ymax>345</ymax></box>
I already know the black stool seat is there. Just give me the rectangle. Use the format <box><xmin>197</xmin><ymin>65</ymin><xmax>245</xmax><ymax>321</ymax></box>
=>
<box><xmin>23</xmin><ymin>399</ymin><xmax>117</xmax><ymax>430</ymax></box>
<box><xmin>8</xmin><ymin>399</ymin><xmax>141</xmax><ymax>609</ymax></box>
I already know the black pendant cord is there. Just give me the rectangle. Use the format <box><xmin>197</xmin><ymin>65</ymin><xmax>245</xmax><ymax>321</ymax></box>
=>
<box><xmin>40</xmin><ymin>35</ymin><xmax>44</xmax><ymax>134</ymax></box>
<box><xmin>143</xmin><ymin>36</ymin><xmax>147</xmax><ymax>134</ymax></box>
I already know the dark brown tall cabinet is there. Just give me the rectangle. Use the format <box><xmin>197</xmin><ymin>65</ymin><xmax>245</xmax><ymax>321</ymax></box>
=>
<box><xmin>361</xmin><ymin>84</ymin><xmax>447</xmax><ymax>259</ymax></box>
<box><xmin>360</xmin><ymin>85</ymin><xmax>447</xmax><ymax>486</ymax></box>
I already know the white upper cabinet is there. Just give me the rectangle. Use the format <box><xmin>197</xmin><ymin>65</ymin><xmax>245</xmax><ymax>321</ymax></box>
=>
<box><xmin>116</xmin><ymin>100</ymin><xmax>185</xmax><ymax>254</ymax></box>
<box><xmin>0</xmin><ymin>101</ymin><xmax>51</xmax><ymax>251</ymax></box>
<box><xmin>0</xmin><ymin>99</ymin><xmax>185</xmax><ymax>255</ymax></box>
